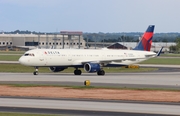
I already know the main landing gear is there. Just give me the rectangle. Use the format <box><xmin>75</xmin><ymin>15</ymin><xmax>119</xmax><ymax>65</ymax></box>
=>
<box><xmin>74</xmin><ymin>68</ymin><xmax>105</xmax><ymax>75</ymax></box>
<box><xmin>32</xmin><ymin>67</ymin><xmax>105</xmax><ymax>76</ymax></box>
<box><xmin>97</xmin><ymin>70</ymin><xmax>105</xmax><ymax>75</ymax></box>
<box><xmin>74</xmin><ymin>68</ymin><xmax>82</xmax><ymax>75</ymax></box>
<box><xmin>33</xmin><ymin>66</ymin><xmax>39</xmax><ymax>75</ymax></box>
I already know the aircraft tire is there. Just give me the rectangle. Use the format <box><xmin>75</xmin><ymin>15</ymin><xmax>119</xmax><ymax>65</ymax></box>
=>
<box><xmin>33</xmin><ymin>71</ymin><xmax>38</xmax><ymax>75</ymax></box>
<box><xmin>74</xmin><ymin>70</ymin><xmax>82</xmax><ymax>75</ymax></box>
<box><xmin>97</xmin><ymin>70</ymin><xmax>105</xmax><ymax>75</ymax></box>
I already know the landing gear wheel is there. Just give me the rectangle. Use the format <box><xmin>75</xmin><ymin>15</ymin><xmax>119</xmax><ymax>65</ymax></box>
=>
<box><xmin>97</xmin><ymin>70</ymin><xmax>105</xmax><ymax>75</ymax></box>
<box><xmin>33</xmin><ymin>71</ymin><xmax>38</xmax><ymax>75</ymax></box>
<box><xmin>74</xmin><ymin>69</ymin><xmax>82</xmax><ymax>75</ymax></box>
<box><xmin>33</xmin><ymin>66</ymin><xmax>39</xmax><ymax>75</ymax></box>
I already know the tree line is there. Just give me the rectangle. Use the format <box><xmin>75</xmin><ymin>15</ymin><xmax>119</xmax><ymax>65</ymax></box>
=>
<box><xmin>2</xmin><ymin>30</ymin><xmax>180</xmax><ymax>42</ymax></box>
<box><xmin>83</xmin><ymin>32</ymin><xmax>180</xmax><ymax>43</ymax></box>
<box><xmin>169</xmin><ymin>37</ymin><xmax>180</xmax><ymax>53</ymax></box>
<box><xmin>2</xmin><ymin>30</ymin><xmax>180</xmax><ymax>53</ymax></box>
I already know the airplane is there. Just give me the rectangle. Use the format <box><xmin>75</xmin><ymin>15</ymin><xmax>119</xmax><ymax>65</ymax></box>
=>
<box><xmin>19</xmin><ymin>25</ymin><xmax>158</xmax><ymax>76</ymax></box>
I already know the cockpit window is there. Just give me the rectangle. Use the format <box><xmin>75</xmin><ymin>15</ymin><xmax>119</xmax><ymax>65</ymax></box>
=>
<box><xmin>24</xmin><ymin>53</ymin><xmax>29</xmax><ymax>56</ymax></box>
<box><xmin>24</xmin><ymin>53</ymin><xmax>35</xmax><ymax>56</ymax></box>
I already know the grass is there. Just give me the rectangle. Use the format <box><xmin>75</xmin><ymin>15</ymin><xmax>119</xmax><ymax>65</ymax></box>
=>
<box><xmin>160</xmin><ymin>53</ymin><xmax>180</xmax><ymax>57</ymax></box>
<box><xmin>0</xmin><ymin>63</ymin><xmax>50</xmax><ymax>73</ymax></box>
<box><xmin>0</xmin><ymin>51</ymin><xmax>23</xmax><ymax>61</ymax></box>
<box><xmin>2</xmin><ymin>84</ymin><xmax>179</xmax><ymax>91</ymax></box>
<box><xmin>0</xmin><ymin>51</ymin><xmax>25</xmax><ymax>54</ymax></box>
<box><xmin>0</xmin><ymin>55</ymin><xmax>21</xmax><ymax>61</ymax></box>
<box><xmin>0</xmin><ymin>63</ymin><xmax>157</xmax><ymax>73</ymax></box>
<box><xmin>0</xmin><ymin>112</ymin><xmax>60</xmax><ymax>116</ymax></box>
<box><xmin>140</xmin><ymin>57</ymin><xmax>180</xmax><ymax>65</ymax></box>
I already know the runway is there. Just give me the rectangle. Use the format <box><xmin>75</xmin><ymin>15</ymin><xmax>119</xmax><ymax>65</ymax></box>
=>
<box><xmin>0</xmin><ymin>97</ymin><xmax>180</xmax><ymax>116</ymax></box>
<box><xmin>0</xmin><ymin>72</ymin><xmax>180</xmax><ymax>115</ymax></box>
<box><xmin>0</xmin><ymin>72</ymin><xmax>180</xmax><ymax>89</ymax></box>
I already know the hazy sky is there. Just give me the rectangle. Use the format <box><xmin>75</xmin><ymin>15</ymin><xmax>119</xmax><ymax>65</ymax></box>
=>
<box><xmin>0</xmin><ymin>0</ymin><xmax>180</xmax><ymax>33</ymax></box>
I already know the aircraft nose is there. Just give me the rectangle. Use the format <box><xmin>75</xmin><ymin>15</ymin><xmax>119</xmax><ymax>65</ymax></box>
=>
<box><xmin>18</xmin><ymin>57</ymin><xmax>22</xmax><ymax>64</ymax></box>
<box><xmin>18</xmin><ymin>56</ymin><xmax>26</xmax><ymax>65</ymax></box>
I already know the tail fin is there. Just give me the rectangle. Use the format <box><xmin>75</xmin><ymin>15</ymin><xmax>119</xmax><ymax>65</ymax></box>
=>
<box><xmin>133</xmin><ymin>25</ymin><xmax>155</xmax><ymax>51</ymax></box>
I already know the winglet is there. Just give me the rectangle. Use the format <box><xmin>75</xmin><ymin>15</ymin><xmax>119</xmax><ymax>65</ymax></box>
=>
<box><xmin>156</xmin><ymin>47</ymin><xmax>163</xmax><ymax>56</ymax></box>
<box><xmin>133</xmin><ymin>25</ymin><xmax>155</xmax><ymax>51</ymax></box>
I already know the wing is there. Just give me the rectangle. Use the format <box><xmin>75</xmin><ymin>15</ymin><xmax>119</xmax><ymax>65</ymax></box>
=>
<box><xmin>72</xmin><ymin>57</ymin><xmax>146</xmax><ymax>66</ymax></box>
<box><xmin>72</xmin><ymin>51</ymin><xmax>156</xmax><ymax>66</ymax></box>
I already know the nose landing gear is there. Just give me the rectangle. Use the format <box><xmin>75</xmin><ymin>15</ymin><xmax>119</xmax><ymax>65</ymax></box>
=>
<box><xmin>33</xmin><ymin>67</ymin><xmax>39</xmax><ymax>75</ymax></box>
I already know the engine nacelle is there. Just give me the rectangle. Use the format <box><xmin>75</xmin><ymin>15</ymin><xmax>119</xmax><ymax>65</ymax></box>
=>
<box><xmin>49</xmin><ymin>67</ymin><xmax>67</xmax><ymax>72</ymax></box>
<box><xmin>84</xmin><ymin>63</ymin><xmax>100</xmax><ymax>73</ymax></box>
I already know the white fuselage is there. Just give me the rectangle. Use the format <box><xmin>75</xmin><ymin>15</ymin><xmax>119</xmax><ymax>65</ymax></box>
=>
<box><xmin>19</xmin><ymin>48</ymin><xmax>156</xmax><ymax>67</ymax></box>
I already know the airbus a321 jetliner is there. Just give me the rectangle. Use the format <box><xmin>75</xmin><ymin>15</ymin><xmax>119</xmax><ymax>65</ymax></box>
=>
<box><xmin>19</xmin><ymin>25</ymin><xmax>158</xmax><ymax>76</ymax></box>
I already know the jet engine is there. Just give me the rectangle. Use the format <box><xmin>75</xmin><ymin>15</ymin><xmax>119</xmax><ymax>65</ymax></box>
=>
<box><xmin>49</xmin><ymin>67</ymin><xmax>67</xmax><ymax>72</ymax></box>
<box><xmin>84</xmin><ymin>63</ymin><xmax>100</xmax><ymax>73</ymax></box>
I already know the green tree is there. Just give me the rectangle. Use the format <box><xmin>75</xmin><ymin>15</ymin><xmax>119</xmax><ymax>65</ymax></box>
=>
<box><xmin>162</xmin><ymin>38</ymin><xmax>168</xmax><ymax>42</ymax></box>
<box><xmin>175</xmin><ymin>38</ymin><xmax>180</xmax><ymax>51</ymax></box>
<box><xmin>170</xmin><ymin>37</ymin><xmax>180</xmax><ymax>53</ymax></box>
<box><xmin>153</xmin><ymin>39</ymin><xmax>158</xmax><ymax>42</ymax></box>
<box><xmin>169</xmin><ymin>45</ymin><xmax>178</xmax><ymax>53</ymax></box>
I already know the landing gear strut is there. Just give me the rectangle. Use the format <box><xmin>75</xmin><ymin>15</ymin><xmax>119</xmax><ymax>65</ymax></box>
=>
<box><xmin>74</xmin><ymin>68</ymin><xmax>82</xmax><ymax>75</ymax></box>
<box><xmin>33</xmin><ymin>66</ymin><xmax>39</xmax><ymax>75</ymax></box>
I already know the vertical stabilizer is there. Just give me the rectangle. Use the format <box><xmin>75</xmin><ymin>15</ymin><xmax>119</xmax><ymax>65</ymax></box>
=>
<box><xmin>133</xmin><ymin>25</ymin><xmax>155</xmax><ymax>51</ymax></box>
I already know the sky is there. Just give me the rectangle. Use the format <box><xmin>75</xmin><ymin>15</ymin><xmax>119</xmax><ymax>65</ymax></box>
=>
<box><xmin>0</xmin><ymin>0</ymin><xmax>180</xmax><ymax>33</ymax></box>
